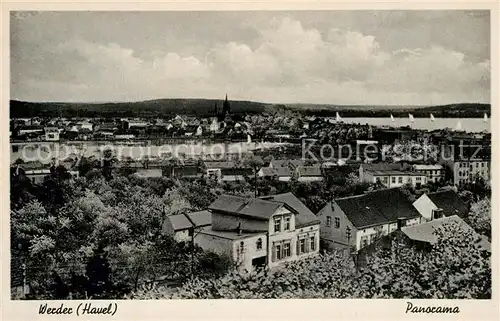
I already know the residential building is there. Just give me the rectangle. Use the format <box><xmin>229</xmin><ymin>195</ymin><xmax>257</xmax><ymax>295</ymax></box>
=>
<box><xmin>448</xmin><ymin>159</ymin><xmax>490</xmax><ymax>186</ymax></box>
<box><xmin>401</xmin><ymin>215</ymin><xmax>490</xmax><ymax>252</ymax></box>
<box><xmin>317</xmin><ymin>188</ymin><xmax>422</xmax><ymax>252</ymax></box>
<box><xmin>258</xmin><ymin>167</ymin><xmax>293</xmax><ymax>182</ymax></box>
<box><xmin>359</xmin><ymin>163</ymin><xmax>402</xmax><ymax>182</ymax></box>
<box><xmin>268</xmin><ymin>159</ymin><xmax>304</xmax><ymax>170</ymax></box>
<box><xmin>135</xmin><ymin>168</ymin><xmax>163</xmax><ymax>178</ymax></box>
<box><xmin>44</xmin><ymin>127</ymin><xmax>60</xmax><ymax>141</ymax></box>
<box><xmin>194</xmin><ymin>194</ymin><xmax>320</xmax><ymax>272</ymax></box>
<box><xmin>412</xmin><ymin>164</ymin><xmax>445</xmax><ymax>183</ymax></box>
<box><xmin>19</xmin><ymin>126</ymin><xmax>44</xmax><ymax>136</ymax></box>
<box><xmin>162</xmin><ymin>210</ymin><xmax>212</xmax><ymax>242</ymax></box>
<box><xmin>412</xmin><ymin>189</ymin><xmax>469</xmax><ymax>222</ymax></box>
<box><xmin>203</xmin><ymin>161</ymin><xmax>252</xmax><ymax>182</ymax></box>
<box><xmin>363</xmin><ymin>169</ymin><xmax>427</xmax><ymax>188</ymax></box>
<box><xmin>295</xmin><ymin>165</ymin><xmax>323</xmax><ymax>182</ymax></box>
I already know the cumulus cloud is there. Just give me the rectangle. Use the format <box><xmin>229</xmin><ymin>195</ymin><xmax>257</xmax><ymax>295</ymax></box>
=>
<box><xmin>12</xmin><ymin>15</ymin><xmax>490</xmax><ymax>104</ymax></box>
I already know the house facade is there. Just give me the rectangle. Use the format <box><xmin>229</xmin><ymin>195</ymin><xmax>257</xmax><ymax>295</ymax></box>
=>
<box><xmin>162</xmin><ymin>210</ymin><xmax>212</xmax><ymax>242</ymax></box>
<box><xmin>412</xmin><ymin>164</ymin><xmax>445</xmax><ymax>183</ymax></box>
<box><xmin>363</xmin><ymin>169</ymin><xmax>427</xmax><ymax>188</ymax></box>
<box><xmin>317</xmin><ymin>188</ymin><xmax>422</xmax><ymax>252</ymax></box>
<box><xmin>450</xmin><ymin>160</ymin><xmax>490</xmax><ymax>186</ymax></box>
<box><xmin>195</xmin><ymin>194</ymin><xmax>320</xmax><ymax>272</ymax></box>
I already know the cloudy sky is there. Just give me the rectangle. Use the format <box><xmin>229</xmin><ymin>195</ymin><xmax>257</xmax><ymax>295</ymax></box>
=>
<box><xmin>11</xmin><ymin>11</ymin><xmax>490</xmax><ymax>105</ymax></box>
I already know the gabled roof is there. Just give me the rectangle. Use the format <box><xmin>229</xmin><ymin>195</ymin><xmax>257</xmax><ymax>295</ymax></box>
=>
<box><xmin>335</xmin><ymin>188</ymin><xmax>421</xmax><ymax>229</ymax></box>
<box><xmin>401</xmin><ymin>215</ymin><xmax>490</xmax><ymax>251</ymax></box>
<box><xmin>168</xmin><ymin>214</ymin><xmax>193</xmax><ymax>231</ymax></box>
<box><xmin>168</xmin><ymin>210</ymin><xmax>212</xmax><ymax>231</ymax></box>
<box><xmin>186</xmin><ymin>210</ymin><xmax>212</xmax><ymax>227</ymax></box>
<box><xmin>427</xmin><ymin>190</ymin><xmax>469</xmax><ymax>218</ymax></box>
<box><xmin>260</xmin><ymin>193</ymin><xmax>320</xmax><ymax>228</ymax></box>
<box><xmin>208</xmin><ymin>194</ymin><xmax>294</xmax><ymax>220</ymax></box>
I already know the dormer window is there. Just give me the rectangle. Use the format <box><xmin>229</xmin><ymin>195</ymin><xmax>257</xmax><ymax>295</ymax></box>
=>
<box><xmin>284</xmin><ymin>216</ymin><xmax>291</xmax><ymax>231</ymax></box>
<box><xmin>274</xmin><ymin>217</ymin><xmax>281</xmax><ymax>232</ymax></box>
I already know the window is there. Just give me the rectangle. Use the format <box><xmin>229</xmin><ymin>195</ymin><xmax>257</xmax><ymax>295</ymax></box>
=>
<box><xmin>283</xmin><ymin>242</ymin><xmax>291</xmax><ymax>258</ymax></box>
<box><xmin>275</xmin><ymin>244</ymin><xmax>282</xmax><ymax>261</ymax></box>
<box><xmin>274</xmin><ymin>217</ymin><xmax>281</xmax><ymax>232</ymax></box>
<box><xmin>309</xmin><ymin>236</ymin><xmax>316</xmax><ymax>251</ymax></box>
<box><xmin>239</xmin><ymin>241</ymin><xmax>245</xmax><ymax>254</ymax></box>
<box><xmin>391</xmin><ymin>177</ymin><xmax>396</xmax><ymax>183</ymax></box>
<box><xmin>284</xmin><ymin>216</ymin><xmax>291</xmax><ymax>231</ymax></box>
<box><xmin>361</xmin><ymin>236</ymin><xmax>368</xmax><ymax>248</ymax></box>
<box><xmin>256</xmin><ymin>238</ymin><xmax>262</xmax><ymax>250</ymax></box>
<box><xmin>334</xmin><ymin>217</ymin><xmax>340</xmax><ymax>229</ymax></box>
<box><xmin>383</xmin><ymin>177</ymin><xmax>388</xmax><ymax>183</ymax></box>
<box><xmin>188</xmin><ymin>229</ymin><xmax>194</xmax><ymax>237</ymax></box>
<box><xmin>299</xmin><ymin>238</ymin><xmax>306</xmax><ymax>254</ymax></box>
<box><xmin>416</xmin><ymin>176</ymin><xmax>421</xmax><ymax>181</ymax></box>
<box><xmin>326</xmin><ymin>216</ymin><xmax>332</xmax><ymax>227</ymax></box>
<box><xmin>398</xmin><ymin>177</ymin><xmax>403</xmax><ymax>183</ymax></box>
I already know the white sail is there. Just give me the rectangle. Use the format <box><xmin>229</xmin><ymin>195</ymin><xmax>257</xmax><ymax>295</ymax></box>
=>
<box><xmin>484</xmin><ymin>113</ymin><xmax>488</xmax><ymax>122</ymax></box>
<box><xmin>247</xmin><ymin>134</ymin><xmax>252</xmax><ymax>144</ymax></box>
<box><xmin>390</xmin><ymin>114</ymin><xmax>395</xmax><ymax>122</ymax></box>
<box><xmin>455</xmin><ymin>120</ymin><xmax>462</xmax><ymax>131</ymax></box>
<box><xmin>336</xmin><ymin>112</ymin><xmax>341</xmax><ymax>122</ymax></box>
<box><xmin>430</xmin><ymin>114</ymin><xmax>435</xmax><ymax>122</ymax></box>
<box><xmin>409</xmin><ymin>114</ymin><xmax>415</xmax><ymax>122</ymax></box>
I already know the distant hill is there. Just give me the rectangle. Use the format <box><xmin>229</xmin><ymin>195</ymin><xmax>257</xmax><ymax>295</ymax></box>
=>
<box><xmin>284</xmin><ymin>103</ymin><xmax>491</xmax><ymax>118</ymax></box>
<box><xmin>10</xmin><ymin>99</ymin><xmax>489</xmax><ymax>119</ymax></box>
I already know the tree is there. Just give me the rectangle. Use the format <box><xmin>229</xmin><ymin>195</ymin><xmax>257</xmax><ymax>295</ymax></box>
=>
<box><xmin>465</xmin><ymin>198</ymin><xmax>491</xmax><ymax>240</ymax></box>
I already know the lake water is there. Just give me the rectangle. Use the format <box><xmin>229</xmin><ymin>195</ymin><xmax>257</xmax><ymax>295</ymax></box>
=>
<box><xmin>334</xmin><ymin>117</ymin><xmax>490</xmax><ymax>133</ymax></box>
<box><xmin>11</xmin><ymin>141</ymin><xmax>289</xmax><ymax>163</ymax></box>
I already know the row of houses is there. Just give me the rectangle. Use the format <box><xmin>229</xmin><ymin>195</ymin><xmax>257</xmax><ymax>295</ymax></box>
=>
<box><xmin>162</xmin><ymin>187</ymin><xmax>485</xmax><ymax>273</ymax></box>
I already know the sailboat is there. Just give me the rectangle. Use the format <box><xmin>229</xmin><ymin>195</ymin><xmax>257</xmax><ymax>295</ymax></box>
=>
<box><xmin>409</xmin><ymin>114</ymin><xmax>415</xmax><ymax>122</ymax></box>
<box><xmin>247</xmin><ymin>134</ymin><xmax>252</xmax><ymax>144</ymax></box>
<box><xmin>390</xmin><ymin>114</ymin><xmax>395</xmax><ymax>122</ymax></box>
<box><xmin>455</xmin><ymin>120</ymin><xmax>462</xmax><ymax>131</ymax></box>
<box><xmin>430</xmin><ymin>114</ymin><xmax>435</xmax><ymax>122</ymax></box>
<box><xmin>484</xmin><ymin>113</ymin><xmax>488</xmax><ymax>122</ymax></box>
<box><xmin>336</xmin><ymin>112</ymin><xmax>342</xmax><ymax>122</ymax></box>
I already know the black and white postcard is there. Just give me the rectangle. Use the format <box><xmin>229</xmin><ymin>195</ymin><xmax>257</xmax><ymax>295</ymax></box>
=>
<box><xmin>1</xmin><ymin>2</ymin><xmax>498</xmax><ymax>321</ymax></box>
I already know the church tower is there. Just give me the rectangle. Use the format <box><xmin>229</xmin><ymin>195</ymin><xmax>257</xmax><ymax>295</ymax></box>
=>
<box><xmin>222</xmin><ymin>94</ymin><xmax>231</xmax><ymax>115</ymax></box>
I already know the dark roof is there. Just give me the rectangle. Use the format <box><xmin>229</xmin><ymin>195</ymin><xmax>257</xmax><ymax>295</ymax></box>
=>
<box><xmin>297</xmin><ymin>166</ymin><xmax>322</xmax><ymax>177</ymax></box>
<box><xmin>199</xmin><ymin>229</ymin><xmax>265</xmax><ymax>240</ymax></box>
<box><xmin>260</xmin><ymin>193</ymin><xmax>320</xmax><ymax>228</ymax></box>
<box><xmin>427</xmin><ymin>190</ymin><xmax>469</xmax><ymax>218</ymax></box>
<box><xmin>401</xmin><ymin>215</ymin><xmax>490</xmax><ymax>251</ymax></box>
<box><xmin>361</xmin><ymin>163</ymin><xmax>402</xmax><ymax>171</ymax></box>
<box><xmin>260</xmin><ymin>167</ymin><xmax>292</xmax><ymax>177</ymax></box>
<box><xmin>208</xmin><ymin>194</ymin><xmax>293</xmax><ymax>220</ymax></box>
<box><xmin>367</xmin><ymin>170</ymin><xmax>426</xmax><ymax>176</ymax></box>
<box><xmin>168</xmin><ymin>214</ymin><xmax>193</xmax><ymax>231</ymax></box>
<box><xmin>186</xmin><ymin>210</ymin><xmax>212</xmax><ymax>227</ymax></box>
<box><xmin>204</xmin><ymin>161</ymin><xmax>237</xmax><ymax>169</ymax></box>
<box><xmin>335</xmin><ymin>188</ymin><xmax>421</xmax><ymax>228</ymax></box>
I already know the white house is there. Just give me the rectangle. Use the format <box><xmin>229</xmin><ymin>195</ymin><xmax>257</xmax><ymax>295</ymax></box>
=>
<box><xmin>317</xmin><ymin>188</ymin><xmax>422</xmax><ymax>252</ymax></box>
<box><xmin>412</xmin><ymin>164</ymin><xmax>445</xmax><ymax>183</ymax></box>
<box><xmin>195</xmin><ymin>193</ymin><xmax>320</xmax><ymax>272</ymax></box>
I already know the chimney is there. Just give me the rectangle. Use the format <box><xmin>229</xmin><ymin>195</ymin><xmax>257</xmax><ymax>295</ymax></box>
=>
<box><xmin>397</xmin><ymin>217</ymin><xmax>406</xmax><ymax>230</ymax></box>
<box><xmin>432</xmin><ymin>208</ymin><xmax>444</xmax><ymax>220</ymax></box>
<box><xmin>237</xmin><ymin>222</ymin><xmax>242</xmax><ymax>235</ymax></box>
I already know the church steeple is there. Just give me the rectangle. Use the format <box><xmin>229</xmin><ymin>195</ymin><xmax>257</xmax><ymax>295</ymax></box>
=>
<box><xmin>223</xmin><ymin>94</ymin><xmax>231</xmax><ymax>115</ymax></box>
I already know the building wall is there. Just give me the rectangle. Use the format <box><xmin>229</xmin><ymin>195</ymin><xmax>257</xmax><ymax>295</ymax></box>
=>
<box><xmin>297</xmin><ymin>176</ymin><xmax>323</xmax><ymax>182</ymax></box>
<box><xmin>194</xmin><ymin>232</ymin><xmax>234</xmax><ymax>258</ymax></box>
<box><xmin>232</xmin><ymin>233</ymin><xmax>268</xmax><ymax>272</ymax></box>
<box><xmin>317</xmin><ymin>201</ymin><xmax>357</xmax><ymax>249</ymax></box>
<box><xmin>412</xmin><ymin>194</ymin><xmax>437</xmax><ymax>222</ymax></box>
<box><xmin>355</xmin><ymin>224</ymin><xmax>390</xmax><ymax>251</ymax></box>
<box><xmin>453</xmin><ymin>161</ymin><xmax>490</xmax><ymax>186</ymax></box>
<box><xmin>174</xmin><ymin>229</ymin><xmax>191</xmax><ymax>243</ymax></box>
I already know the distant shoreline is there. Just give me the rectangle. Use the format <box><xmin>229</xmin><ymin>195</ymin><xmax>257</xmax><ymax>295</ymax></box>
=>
<box><xmin>10</xmin><ymin>99</ymin><xmax>490</xmax><ymax>119</ymax></box>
